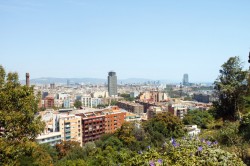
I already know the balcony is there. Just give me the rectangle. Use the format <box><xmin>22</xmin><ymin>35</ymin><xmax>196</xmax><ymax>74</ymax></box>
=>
<box><xmin>65</xmin><ymin>129</ymin><xmax>71</xmax><ymax>132</ymax></box>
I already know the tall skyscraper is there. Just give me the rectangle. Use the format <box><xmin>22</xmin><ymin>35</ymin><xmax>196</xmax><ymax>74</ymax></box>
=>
<box><xmin>108</xmin><ymin>71</ymin><xmax>117</xmax><ymax>97</ymax></box>
<box><xmin>183</xmin><ymin>74</ymin><xmax>189</xmax><ymax>86</ymax></box>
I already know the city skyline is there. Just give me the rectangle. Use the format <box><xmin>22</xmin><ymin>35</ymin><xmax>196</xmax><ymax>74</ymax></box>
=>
<box><xmin>1</xmin><ymin>0</ymin><xmax>250</xmax><ymax>82</ymax></box>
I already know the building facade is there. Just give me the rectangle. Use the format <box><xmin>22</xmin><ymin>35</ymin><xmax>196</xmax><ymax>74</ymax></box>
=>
<box><xmin>77</xmin><ymin>112</ymin><xmax>106</xmax><ymax>145</ymax></box>
<box><xmin>59</xmin><ymin>115</ymin><xmax>82</xmax><ymax>146</ymax></box>
<box><xmin>117</xmin><ymin>101</ymin><xmax>144</xmax><ymax>115</ymax></box>
<box><xmin>108</xmin><ymin>71</ymin><xmax>117</xmax><ymax>97</ymax></box>
<box><xmin>43</xmin><ymin>96</ymin><xmax>55</xmax><ymax>108</ymax></box>
<box><xmin>80</xmin><ymin>96</ymin><xmax>102</xmax><ymax>108</ymax></box>
<box><xmin>193</xmin><ymin>93</ymin><xmax>210</xmax><ymax>103</ymax></box>
<box><xmin>183</xmin><ymin>74</ymin><xmax>189</xmax><ymax>86</ymax></box>
<box><xmin>139</xmin><ymin>91</ymin><xmax>168</xmax><ymax>103</ymax></box>
<box><xmin>36</xmin><ymin>132</ymin><xmax>62</xmax><ymax>146</ymax></box>
<box><xmin>147</xmin><ymin>106</ymin><xmax>163</xmax><ymax>120</ymax></box>
<box><xmin>103</xmin><ymin>107</ymin><xmax>126</xmax><ymax>133</ymax></box>
<box><xmin>168</xmin><ymin>104</ymin><xmax>188</xmax><ymax>119</ymax></box>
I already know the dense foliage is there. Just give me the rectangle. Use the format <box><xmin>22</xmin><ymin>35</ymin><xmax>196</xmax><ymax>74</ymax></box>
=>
<box><xmin>143</xmin><ymin>112</ymin><xmax>185</xmax><ymax>147</ymax></box>
<box><xmin>73</xmin><ymin>100</ymin><xmax>82</xmax><ymax>109</ymax></box>
<box><xmin>0</xmin><ymin>66</ymin><xmax>45</xmax><ymax>165</ymax></box>
<box><xmin>120</xmin><ymin>93</ymin><xmax>135</xmax><ymax>101</ymax></box>
<box><xmin>183</xmin><ymin>110</ymin><xmax>214</xmax><ymax>129</ymax></box>
<box><xmin>38</xmin><ymin>136</ymin><xmax>246</xmax><ymax>166</ymax></box>
<box><xmin>239</xmin><ymin>113</ymin><xmax>250</xmax><ymax>140</ymax></box>
<box><xmin>213</xmin><ymin>56</ymin><xmax>248</xmax><ymax>121</ymax></box>
<box><xmin>126</xmin><ymin>137</ymin><xmax>245</xmax><ymax>166</ymax></box>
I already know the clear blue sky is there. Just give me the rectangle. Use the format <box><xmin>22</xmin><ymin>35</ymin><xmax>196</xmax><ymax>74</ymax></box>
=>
<box><xmin>0</xmin><ymin>0</ymin><xmax>250</xmax><ymax>82</ymax></box>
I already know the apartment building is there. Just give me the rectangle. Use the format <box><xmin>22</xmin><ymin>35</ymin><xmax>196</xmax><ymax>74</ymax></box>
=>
<box><xmin>117</xmin><ymin>101</ymin><xmax>144</xmax><ymax>115</ymax></box>
<box><xmin>80</xmin><ymin>96</ymin><xmax>102</xmax><ymax>108</ymax></box>
<box><xmin>168</xmin><ymin>104</ymin><xmax>188</xmax><ymax>119</ymax></box>
<box><xmin>102</xmin><ymin>106</ymin><xmax>126</xmax><ymax>133</ymax></box>
<box><xmin>139</xmin><ymin>91</ymin><xmax>168</xmax><ymax>103</ymax></box>
<box><xmin>43</xmin><ymin>96</ymin><xmax>55</xmax><ymax>108</ymax></box>
<box><xmin>76</xmin><ymin>112</ymin><xmax>106</xmax><ymax>144</ymax></box>
<box><xmin>36</xmin><ymin>132</ymin><xmax>62</xmax><ymax>146</ymax></box>
<box><xmin>147</xmin><ymin>106</ymin><xmax>163</xmax><ymax>120</ymax></box>
<box><xmin>59</xmin><ymin>115</ymin><xmax>82</xmax><ymax>146</ymax></box>
<box><xmin>125</xmin><ymin>112</ymin><xmax>141</xmax><ymax>122</ymax></box>
<box><xmin>76</xmin><ymin>107</ymin><xmax>126</xmax><ymax>145</ymax></box>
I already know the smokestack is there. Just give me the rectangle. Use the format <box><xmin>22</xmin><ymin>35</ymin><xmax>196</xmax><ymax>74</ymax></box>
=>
<box><xmin>26</xmin><ymin>73</ymin><xmax>30</xmax><ymax>87</ymax></box>
<box><xmin>248</xmin><ymin>51</ymin><xmax>250</xmax><ymax>63</ymax></box>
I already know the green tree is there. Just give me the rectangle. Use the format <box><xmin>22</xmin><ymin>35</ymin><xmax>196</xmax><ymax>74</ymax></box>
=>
<box><xmin>183</xmin><ymin>110</ymin><xmax>214</xmax><ymax>129</ymax></box>
<box><xmin>213</xmin><ymin>56</ymin><xmax>248</xmax><ymax>121</ymax></box>
<box><xmin>55</xmin><ymin>141</ymin><xmax>81</xmax><ymax>159</ymax></box>
<box><xmin>55</xmin><ymin>159</ymin><xmax>86</xmax><ymax>166</ymax></box>
<box><xmin>120</xmin><ymin>93</ymin><xmax>135</xmax><ymax>101</ymax></box>
<box><xmin>0</xmin><ymin>66</ymin><xmax>45</xmax><ymax>165</ymax></box>
<box><xmin>99</xmin><ymin>136</ymin><xmax>124</xmax><ymax>150</ymax></box>
<box><xmin>216</xmin><ymin>121</ymin><xmax>242</xmax><ymax>146</ymax></box>
<box><xmin>239</xmin><ymin>113</ymin><xmax>250</xmax><ymax>140</ymax></box>
<box><xmin>39</xmin><ymin>143</ymin><xmax>59</xmax><ymax>163</ymax></box>
<box><xmin>19</xmin><ymin>145</ymin><xmax>53</xmax><ymax>166</ymax></box>
<box><xmin>115</xmin><ymin>122</ymin><xmax>137</xmax><ymax>146</ymax></box>
<box><xmin>110</xmin><ymin>100</ymin><xmax>118</xmax><ymax>106</ymax></box>
<box><xmin>73</xmin><ymin>100</ymin><xmax>82</xmax><ymax>109</ymax></box>
<box><xmin>143</xmin><ymin>112</ymin><xmax>185</xmax><ymax>146</ymax></box>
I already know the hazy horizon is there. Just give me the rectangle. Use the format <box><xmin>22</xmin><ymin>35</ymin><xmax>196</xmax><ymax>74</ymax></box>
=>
<box><xmin>1</xmin><ymin>0</ymin><xmax>250</xmax><ymax>82</ymax></box>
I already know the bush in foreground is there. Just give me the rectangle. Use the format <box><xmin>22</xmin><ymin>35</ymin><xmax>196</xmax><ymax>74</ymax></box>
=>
<box><xmin>124</xmin><ymin>137</ymin><xmax>246</xmax><ymax>166</ymax></box>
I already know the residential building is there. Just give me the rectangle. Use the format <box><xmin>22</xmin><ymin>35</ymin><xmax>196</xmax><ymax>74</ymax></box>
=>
<box><xmin>139</xmin><ymin>91</ymin><xmax>168</xmax><ymax>103</ymax></box>
<box><xmin>76</xmin><ymin>107</ymin><xmax>126</xmax><ymax>145</ymax></box>
<box><xmin>92</xmin><ymin>91</ymin><xmax>109</xmax><ymax>98</ymax></box>
<box><xmin>125</xmin><ymin>112</ymin><xmax>141</xmax><ymax>122</ymax></box>
<box><xmin>117</xmin><ymin>101</ymin><xmax>144</xmax><ymax>115</ymax></box>
<box><xmin>80</xmin><ymin>96</ymin><xmax>102</xmax><ymax>108</ymax></box>
<box><xmin>130</xmin><ymin>91</ymin><xmax>140</xmax><ymax>98</ymax></box>
<box><xmin>185</xmin><ymin>125</ymin><xmax>201</xmax><ymax>136</ymax></box>
<box><xmin>43</xmin><ymin>96</ymin><xmax>55</xmax><ymax>108</ymax></box>
<box><xmin>76</xmin><ymin>112</ymin><xmax>106</xmax><ymax>145</ymax></box>
<box><xmin>168</xmin><ymin>104</ymin><xmax>188</xmax><ymax>119</ymax></box>
<box><xmin>59</xmin><ymin>115</ymin><xmax>82</xmax><ymax>146</ymax></box>
<box><xmin>57</xmin><ymin>93</ymin><xmax>70</xmax><ymax>100</ymax></box>
<box><xmin>36</xmin><ymin>132</ymin><xmax>62</xmax><ymax>146</ymax></box>
<box><xmin>103</xmin><ymin>107</ymin><xmax>126</xmax><ymax>133</ymax></box>
<box><xmin>63</xmin><ymin>99</ymin><xmax>71</xmax><ymax>108</ymax></box>
<box><xmin>39</xmin><ymin>110</ymin><xmax>60</xmax><ymax>133</ymax></box>
<box><xmin>193</xmin><ymin>93</ymin><xmax>210</xmax><ymax>103</ymax></box>
<box><xmin>147</xmin><ymin>106</ymin><xmax>163</xmax><ymax>120</ymax></box>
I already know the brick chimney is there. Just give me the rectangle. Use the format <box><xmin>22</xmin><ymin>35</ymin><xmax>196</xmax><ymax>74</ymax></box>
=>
<box><xmin>26</xmin><ymin>73</ymin><xmax>30</xmax><ymax>87</ymax></box>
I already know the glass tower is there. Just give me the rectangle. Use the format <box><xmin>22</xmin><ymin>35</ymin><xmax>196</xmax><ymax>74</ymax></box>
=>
<box><xmin>183</xmin><ymin>74</ymin><xmax>189</xmax><ymax>86</ymax></box>
<box><xmin>108</xmin><ymin>71</ymin><xmax>117</xmax><ymax>97</ymax></box>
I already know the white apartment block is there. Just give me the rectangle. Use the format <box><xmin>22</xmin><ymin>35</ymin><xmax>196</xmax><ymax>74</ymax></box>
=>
<box><xmin>36</xmin><ymin>132</ymin><xmax>62</xmax><ymax>146</ymax></box>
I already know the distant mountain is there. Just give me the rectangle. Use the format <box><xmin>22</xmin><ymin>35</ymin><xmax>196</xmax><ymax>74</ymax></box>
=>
<box><xmin>20</xmin><ymin>77</ymin><xmax>211</xmax><ymax>85</ymax></box>
<box><xmin>21</xmin><ymin>77</ymin><xmax>155</xmax><ymax>85</ymax></box>
<box><xmin>119</xmin><ymin>78</ymin><xmax>153</xmax><ymax>84</ymax></box>
<box><xmin>21</xmin><ymin>77</ymin><xmax>106</xmax><ymax>85</ymax></box>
